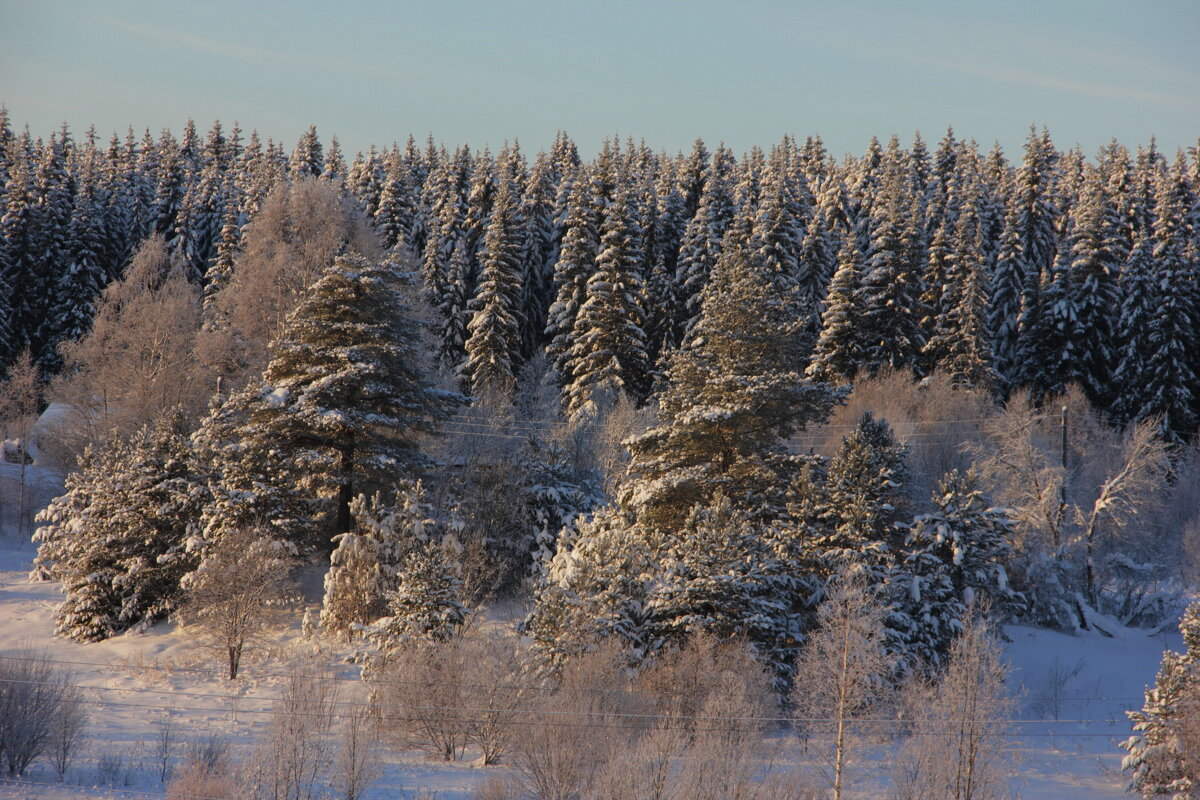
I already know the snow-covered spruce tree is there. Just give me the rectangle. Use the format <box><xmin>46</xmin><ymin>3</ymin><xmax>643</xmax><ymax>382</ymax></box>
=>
<box><xmin>891</xmin><ymin>470</ymin><xmax>1020</xmax><ymax>670</ymax></box>
<box><xmin>520</xmin><ymin>441</ymin><xmax>605</xmax><ymax>576</ymax></box>
<box><xmin>546</xmin><ymin>159</ymin><xmax>606</xmax><ymax>391</ymax></box>
<box><xmin>463</xmin><ymin>173</ymin><xmax>525</xmax><ymax>399</ymax></box>
<box><xmin>40</xmin><ymin>157</ymin><xmax>107</xmax><ymax>366</ymax></box>
<box><xmin>646</xmin><ymin>493</ymin><xmax>802</xmax><ymax>685</ymax></box>
<box><xmin>808</xmin><ymin>236</ymin><xmax>868</xmax><ymax>385</ymax></box>
<box><xmin>517</xmin><ymin>151</ymin><xmax>560</xmax><ymax>361</ymax></box>
<box><xmin>922</xmin><ymin>189</ymin><xmax>1000</xmax><ymax>394</ymax></box>
<box><xmin>561</xmin><ymin>182</ymin><xmax>651</xmax><ymax>419</ymax></box>
<box><xmin>289</xmin><ymin>125</ymin><xmax>324</xmax><ymax>179</ymax></box>
<box><xmin>858</xmin><ymin>152</ymin><xmax>926</xmax><ymax>376</ymax></box>
<box><xmin>1119</xmin><ymin>169</ymin><xmax>1200</xmax><ymax>442</ymax></box>
<box><xmin>623</xmin><ymin>244</ymin><xmax>841</xmax><ymax>536</ymax></box>
<box><xmin>211</xmin><ymin>253</ymin><xmax>463</xmax><ymax>545</ymax></box>
<box><xmin>811</xmin><ymin>411</ymin><xmax>911</xmax><ymax>580</ymax></box>
<box><xmin>674</xmin><ymin>145</ymin><xmax>736</xmax><ymax>336</ymax></box>
<box><xmin>32</xmin><ymin>411</ymin><xmax>206</xmax><ymax>642</ymax></box>
<box><xmin>1122</xmin><ymin>601</ymin><xmax>1200</xmax><ymax>799</ymax></box>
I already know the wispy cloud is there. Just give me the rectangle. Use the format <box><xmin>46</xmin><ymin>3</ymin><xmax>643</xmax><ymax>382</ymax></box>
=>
<box><xmin>98</xmin><ymin>15</ymin><xmax>405</xmax><ymax>84</ymax></box>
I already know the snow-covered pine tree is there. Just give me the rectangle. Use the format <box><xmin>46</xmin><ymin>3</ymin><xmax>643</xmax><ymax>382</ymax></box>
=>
<box><xmin>190</xmin><ymin>385</ymin><xmax>319</xmax><ymax>557</ymax></box>
<box><xmin>463</xmin><ymin>172</ymin><xmax>525</xmax><ymax>399</ymax></box>
<box><xmin>561</xmin><ymin>182</ymin><xmax>651</xmax><ymax>419</ymax></box>
<box><xmin>362</xmin><ymin>540</ymin><xmax>467</xmax><ymax>652</ymax></box>
<box><xmin>1122</xmin><ymin>601</ymin><xmax>1200</xmax><ymax>798</ymax></box>
<box><xmin>32</xmin><ymin>411</ymin><xmax>206</xmax><ymax>642</ymax></box>
<box><xmin>218</xmin><ymin>253</ymin><xmax>464</xmax><ymax>542</ymax></box>
<box><xmin>526</xmin><ymin>506</ymin><xmax>657</xmax><ymax>668</ymax></box>
<box><xmin>623</xmin><ymin>245</ymin><xmax>840</xmax><ymax>536</ymax></box>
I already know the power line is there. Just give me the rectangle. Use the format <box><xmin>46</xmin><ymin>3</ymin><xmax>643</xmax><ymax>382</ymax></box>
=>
<box><xmin>0</xmin><ymin>674</ymin><xmax>1147</xmax><ymax>730</ymax></box>
<box><xmin>0</xmin><ymin>652</ymin><xmax>1155</xmax><ymax>703</ymax></box>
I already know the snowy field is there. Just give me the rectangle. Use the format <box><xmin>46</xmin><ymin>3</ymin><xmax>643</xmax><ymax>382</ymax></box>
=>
<box><xmin>0</xmin><ymin>459</ymin><xmax>1182</xmax><ymax>799</ymax></box>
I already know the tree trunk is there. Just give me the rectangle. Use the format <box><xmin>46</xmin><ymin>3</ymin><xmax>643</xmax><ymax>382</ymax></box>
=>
<box><xmin>337</xmin><ymin>438</ymin><xmax>355</xmax><ymax>536</ymax></box>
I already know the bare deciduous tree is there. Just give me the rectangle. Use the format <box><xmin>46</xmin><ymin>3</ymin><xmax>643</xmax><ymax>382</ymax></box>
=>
<box><xmin>166</xmin><ymin>734</ymin><xmax>238</xmax><ymax>800</ymax></box>
<box><xmin>0</xmin><ymin>349</ymin><xmax>41</xmax><ymax>537</ymax></box>
<box><xmin>972</xmin><ymin>387</ymin><xmax>1170</xmax><ymax>628</ymax></box>
<box><xmin>0</xmin><ymin>649</ymin><xmax>83</xmax><ymax>777</ymax></box>
<box><xmin>47</xmin><ymin>684</ymin><xmax>87</xmax><ymax>782</ymax></box>
<box><xmin>891</xmin><ymin>617</ymin><xmax>1015</xmax><ymax>800</ymax></box>
<box><xmin>331</xmin><ymin>701</ymin><xmax>383</xmax><ymax>800</ymax></box>
<box><xmin>152</xmin><ymin>712</ymin><xmax>180</xmax><ymax>784</ymax></box>
<box><xmin>199</xmin><ymin>178</ymin><xmax>381</xmax><ymax>387</ymax></box>
<box><xmin>180</xmin><ymin>527</ymin><xmax>296</xmax><ymax>679</ymax></box>
<box><xmin>249</xmin><ymin>665</ymin><xmax>340</xmax><ymax>800</ymax></box>
<box><xmin>460</xmin><ymin>630</ymin><xmax>528</xmax><ymax>765</ymax></box>
<box><xmin>792</xmin><ymin>573</ymin><xmax>894</xmax><ymax>800</ymax></box>
<box><xmin>46</xmin><ymin>236</ymin><xmax>207</xmax><ymax>466</ymax></box>
<box><xmin>512</xmin><ymin>642</ymin><xmax>648</xmax><ymax>800</ymax></box>
<box><xmin>372</xmin><ymin>638</ymin><xmax>474</xmax><ymax>762</ymax></box>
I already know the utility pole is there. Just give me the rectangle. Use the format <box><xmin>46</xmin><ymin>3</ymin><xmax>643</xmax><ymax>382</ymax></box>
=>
<box><xmin>1056</xmin><ymin>405</ymin><xmax>1068</xmax><ymax>549</ymax></box>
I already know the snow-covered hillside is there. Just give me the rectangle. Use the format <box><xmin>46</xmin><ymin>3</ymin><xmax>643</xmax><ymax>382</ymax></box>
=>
<box><xmin>0</xmin><ymin>468</ymin><xmax>1181</xmax><ymax>800</ymax></box>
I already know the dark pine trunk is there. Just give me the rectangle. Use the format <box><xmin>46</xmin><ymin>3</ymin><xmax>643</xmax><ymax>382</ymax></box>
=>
<box><xmin>336</xmin><ymin>437</ymin><xmax>355</xmax><ymax>536</ymax></box>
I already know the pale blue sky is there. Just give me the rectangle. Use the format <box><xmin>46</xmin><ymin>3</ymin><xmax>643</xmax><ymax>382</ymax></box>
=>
<box><xmin>1</xmin><ymin>0</ymin><xmax>1197</xmax><ymax>159</ymax></box>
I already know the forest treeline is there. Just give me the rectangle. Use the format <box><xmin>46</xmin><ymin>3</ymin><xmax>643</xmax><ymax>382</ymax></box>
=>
<box><xmin>1</xmin><ymin>113</ymin><xmax>1198</xmax><ymax>436</ymax></box>
<box><xmin>2</xmin><ymin>113</ymin><xmax>1200</xmax><ymax>797</ymax></box>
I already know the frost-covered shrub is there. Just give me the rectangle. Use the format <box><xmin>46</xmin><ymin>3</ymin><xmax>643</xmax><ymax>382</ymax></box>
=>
<box><xmin>0</xmin><ymin>650</ymin><xmax>86</xmax><ymax>777</ymax></box>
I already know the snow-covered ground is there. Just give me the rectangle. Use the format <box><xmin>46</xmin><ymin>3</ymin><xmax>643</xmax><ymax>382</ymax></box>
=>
<box><xmin>0</xmin><ymin>460</ymin><xmax>1182</xmax><ymax>799</ymax></box>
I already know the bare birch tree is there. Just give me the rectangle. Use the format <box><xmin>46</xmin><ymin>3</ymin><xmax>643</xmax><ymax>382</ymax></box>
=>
<box><xmin>891</xmin><ymin>616</ymin><xmax>1015</xmax><ymax>800</ymax></box>
<box><xmin>792</xmin><ymin>573</ymin><xmax>894</xmax><ymax>800</ymax></box>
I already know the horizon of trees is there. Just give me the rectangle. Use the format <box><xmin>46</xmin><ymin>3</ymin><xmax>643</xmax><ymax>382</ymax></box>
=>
<box><xmin>1</xmin><ymin>113</ymin><xmax>1197</xmax><ymax>442</ymax></box>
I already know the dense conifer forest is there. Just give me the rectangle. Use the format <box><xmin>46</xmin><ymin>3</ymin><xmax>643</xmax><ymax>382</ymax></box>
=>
<box><xmin>2</xmin><ymin>111</ymin><xmax>1199</xmax><ymax>797</ymax></box>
